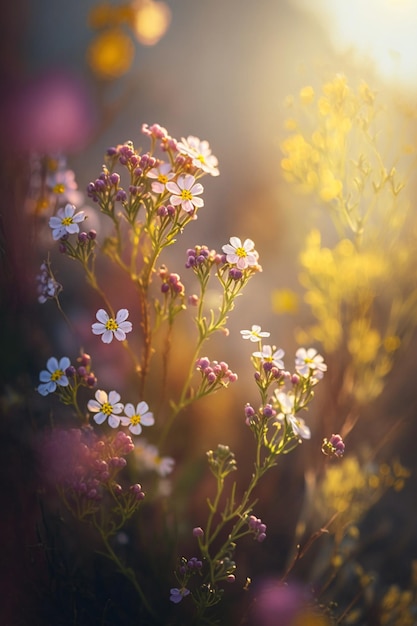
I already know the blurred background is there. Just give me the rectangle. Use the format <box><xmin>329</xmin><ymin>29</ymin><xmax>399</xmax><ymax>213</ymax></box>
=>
<box><xmin>2</xmin><ymin>1</ymin><xmax>417</xmax><ymax>624</ymax></box>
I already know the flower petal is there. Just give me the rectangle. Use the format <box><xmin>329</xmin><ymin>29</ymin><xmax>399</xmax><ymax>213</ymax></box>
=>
<box><xmin>96</xmin><ymin>309</ymin><xmax>109</xmax><ymax>323</ymax></box>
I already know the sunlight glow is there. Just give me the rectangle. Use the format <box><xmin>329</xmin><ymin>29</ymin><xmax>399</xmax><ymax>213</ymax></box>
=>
<box><xmin>297</xmin><ymin>0</ymin><xmax>417</xmax><ymax>89</ymax></box>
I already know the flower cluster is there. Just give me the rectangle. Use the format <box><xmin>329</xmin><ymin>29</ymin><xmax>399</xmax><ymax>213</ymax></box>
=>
<box><xmin>36</xmin><ymin>260</ymin><xmax>62</xmax><ymax>303</ymax></box>
<box><xmin>195</xmin><ymin>357</ymin><xmax>238</xmax><ymax>395</ymax></box>
<box><xmin>40</xmin><ymin>427</ymin><xmax>143</xmax><ymax>520</ymax></box>
<box><xmin>247</xmin><ymin>514</ymin><xmax>267</xmax><ymax>543</ymax></box>
<box><xmin>159</xmin><ymin>265</ymin><xmax>185</xmax><ymax>297</ymax></box>
<box><xmin>88</xmin><ymin>389</ymin><xmax>154</xmax><ymax>436</ymax></box>
<box><xmin>241</xmin><ymin>327</ymin><xmax>327</xmax><ymax>448</ymax></box>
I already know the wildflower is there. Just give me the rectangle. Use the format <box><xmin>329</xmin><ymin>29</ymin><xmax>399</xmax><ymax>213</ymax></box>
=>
<box><xmin>166</xmin><ymin>174</ymin><xmax>204</xmax><ymax>213</ymax></box>
<box><xmin>36</xmin><ymin>261</ymin><xmax>62</xmax><ymax>303</ymax></box>
<box><xmin>120</xmin><ymin>401</ymin><xmax>155</xmax><ymax>436</ymax></box>
<box><xmin>222</xmin><ymin>237</ymin><xmax>258</xmax><ymax>270</ymax></box>
<box><xmin>248</xmin><ymin>514</ymin><xmax>267</xmax><ymax>542</ymax></box>
<box><xmin>91</xmin><ymin>308</ymin><xmax>132</xmax><ymax>343</ymax></box>
<box><xmin>133</xmin><ymin>440</ymin><xmax>175</xmax><ymax>476</ymax></box>
<box><xmin>49</xmin><ymin>203</ymin><xmax>85</xmax><ymax>240</ymax></box>
<box><xmin>275</xmin><ymin>391</ymin><xmax>311</xmax><ymax>439</ymax></box>
<box><xmin>169</xmin><ymin>587</ymin><xmax>190</xmax><ymax>604</ymax></box>
<box><xmin>87</xmin><ymin>389</ymin><xmax>124</xmax><ymax>428</ymax></box>
<box><xmin>146</xmin><ymin>162</ymin><xmax>174</xmax><ymax>194</ymax></box>
<box><xmin>252</xmin><ymin>345</ymin><xmax>285</xmax><ymax>369</ymax></box>
<box><xmin>295</xmin><ymin>347</ymin><xmax>327</xmax><ymax>379</ymax></box>
<box><xmin>196</xmin><ymin>357</ymin><xmax>238</xmax><ymax>386</ymax></box>
<box><xmin>177</xmin><ymin>135</ymin><xmax>220</xmax><ymax>176</ymax></box>
<box><xmin>322</xmin><ymin>433</ymin><xmax>345</xmax><ymax>458</ymax></box>
<box><xmin>240</xmin><ymin>325</ymin><xmax>270</xmax><ymax>342</ymax></box>
<box><xmin>37</xmin><ymin>356</ymin><xmax>71</xmax><ymax>396</ymax></box>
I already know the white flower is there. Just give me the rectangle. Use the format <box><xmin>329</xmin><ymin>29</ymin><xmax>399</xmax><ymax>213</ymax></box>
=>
<box><xmin>222</xmin><ymin>237</ymin><xmax>258</xmax><ymax>270</ymax></box>
<box><xmin>252</xmin><ymin>345</ymin><xmax>285</xmax><ymax>369</ymax></box>
<box><xmin>49</xmin><ymin>203</ymin><xmax>85</xmax><ymax>240</ymax></box>
<box><xmin>177</xmin><ymin>135</ymin><xmax>220</xmax><ymax>176</ymax></box>
<box><xmin>166</xmin><ymin>174</ymin><xmax>204</xmax><ymax>213</ymax></box>
<box><xmin>133</xmin><ymin>440</ymin><xmax>175</xmax><ymax>477</ymax></box>
<box><xmin>275</xmin><ymin>391</ymin><xmax>311</xmax><ymax>440</ymax></box>
<box><xmin>92</xmin><ymin>309</ymin><xmax>132</xmax><ymax>344</ymax></box>
<box><xmin>120</xmin><ymin>401</ymin><xmax>155</xmax><ymax>436</ymax></box>
<box><xmin>240</xmin><ymin>325</ymin><xmax>270</xmax><ymax>342</ymax></box>
<box><xmin>146</xmin><ymin>162</ymin><xmax>174</xmax><ymax>194</ymax></box>
<box><xmin>87</xmin><ymin>389</ymin><xmax>124</xmax><ymax>428</ymax></box>
<box><xmin>295</xmin><ymin>347</ymin><xmax>327</xmax><ymax>380</ymax></box>
<box><xmin>37</xmin><ymin>356</ymin><xmax>71</xmax><ymax>396</ymax></box>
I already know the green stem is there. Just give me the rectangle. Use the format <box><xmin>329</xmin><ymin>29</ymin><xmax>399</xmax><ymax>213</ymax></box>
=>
<box><xmin>94</xmin><ymin>521</ymin><xmax>158</xmax><ymax>622</ymax></box>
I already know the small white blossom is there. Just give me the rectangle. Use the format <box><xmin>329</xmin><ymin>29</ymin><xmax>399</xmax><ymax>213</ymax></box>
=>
<box><xmin>252</xmin><ymin>345</ymin><xmax>285</xmax><ymax>369</ymax></box>
<box><xmin>37</xmin><ymin>356</ymin><xmax>71</xmax><ymax>396</ymax></box>
<box><xmin>146</xmin><ymin>162</ymin><xmax>174</xmax><ymax>194</ymax></box>
<box><xmin>275</xmin><ymin>391</ymin><xmax>311</xmax><ymax>440</ymax></box>
<box><xmin>240</xmin><ymin>325</ymin><xmax>270</xmax><ymax>342</ymax></box>
<box><xmin>133</xmin><ymin>440</ymin><xmax>175</xmax><ymax>477</ymax></box>
<box><xmin>222</xmin><ymin>237</ymin><xmax>258</xmax><ymax>270</ymax></box>
<box><xmin>49</xmin><ymin>203</ymin><xmax>85</xmax><ymax>240</ymax></box>
<box><xmin>295</xmin><ymin>347</ymin><xmax>327</xmax><ymax>380</ymax></box>
<box><xmin>92</xmin><ymin>309</ymin><xmax>132</xmax><ymax>344</ymax></box>
<box><xmin>166</xmin><ymin>174</ymin><xmax>204</xmax><ymax>213</ymax></box>
<box><xmin>177</xmin><ymin>135</ymin><xmax>220</xmax><ymax>176</ymax></box>
<box><xmin>87</xmin><ymin>389</ymin><xmax>124</xmax><ymax>428</ymax></box>
<box><xmin>120</xmin><ymin>401</ymin><xmax>155</xmax><ymax>436</ymax></box>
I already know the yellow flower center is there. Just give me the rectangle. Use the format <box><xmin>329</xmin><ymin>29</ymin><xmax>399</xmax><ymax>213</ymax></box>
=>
<box><xmin>197</xmin><ymin>154</ymin><xmax>206</xmax><ymax>165</ymax></box>
<box><xmin>129</xmin><ymin>413</ymin><xmax>142</xmax><ymax>425</ymax></box>
<box><xmin>101</xmin><ymin>402</ymin><xmax>113</xmax><ymax>416</ymax></box>
<box><xmin>53</xmin><ymin>183</ymin><xmax>65</xmax><ymax>194</ymax></box>
<box><xmin>158</xmin><ymin>174</ymin><xmax>168</xmax><ymax>183</ymax></box>
<box><xmin>62</xmin><ymin>216</ymin><xmax>73</xmax><ymax>226</ymax></box>
<box><xmin>236</xmin><ymin>246</ymin><xmax>247</xmax><ymax>258</ymax></box>
<box><xmin>51</xmin><ymin>369</ymin><xmax>63</xmax><ymax>382</ymax></box>
<box><xmin>180</xmin><ymin>189</ymin><xmax>193</xmax><ymax>201</ymax></box>
<box><xmin>105</xmin><ymin>318</ymin><xmax>119</xmax><ymax>331</ymax></box>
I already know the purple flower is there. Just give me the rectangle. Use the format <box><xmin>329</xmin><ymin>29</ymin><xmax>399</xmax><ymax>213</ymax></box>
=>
<box><xmin>169</xmin><ymin>587</ymin><xmax>190</xmax><ymax>604</ymax></box>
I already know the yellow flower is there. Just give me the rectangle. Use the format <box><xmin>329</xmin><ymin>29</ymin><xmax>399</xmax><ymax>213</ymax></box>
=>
<box><xmin>319</xmin><ymin>169</ymin><xmax>343</xmax><ymax>201</ymax></box>
<box><xmin>299</xmin><ymin>85</ymin><xmax>315</xmax><ymax>104</ymax></box>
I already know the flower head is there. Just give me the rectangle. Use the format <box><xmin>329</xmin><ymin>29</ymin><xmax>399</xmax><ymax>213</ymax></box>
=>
<box><xmin>49</xmin><ymin>203</ymin><xmax>85</xmax><ymax>240</ymax></box>
<box><xmin>177</xmin><ymin>135</ymin><xmax>220</xmax><ymax>176</ymax></box>
<box><xmin>169</xmin><ymin>587</ymin><xmax>190</xmax><ymax>604</ymax></box>
<box><xmin>322</xmin><ymin>433</ymin><xmax>345</xmax><ymax>458</ymax></box>
<box><xmin>222</xmin><ymin>237</ymin><xmax>258</xmax><ymax>270</ymax></box>
<box><xmin>166</xmin><ymin>174</ymin><xmax>204</xmax><ymax>213</ymax></box>
<box><xmin>36</xmin><ymin>261</ymin><xmax>62</xmax><ymax>303</ymax></box>
<box><xmin>295</xmin><ymin>347</ymin><xmax>327</xmax><ymax>380</ymax></box>
<box><xmin>37</xmin><ymin>356</ymin><xmax>71</xmax><ymax>396</ymax></box>
<box><xmin>120</xmin><ymin>401</ymin><xmax>155</xmax><ymax>436</ymax></box>
<box><xmin>133</xmin><ymin>440</ymin><xmax>175</xmax><ymax>477</ymax></box>
<box><xmin>92</xmin><ymin>309</ymin><xmax>132</xmax><ymax>343</ymax></box>
<box><xmin>252</xmin><ymin>345</ymin><xmax>285</xmax><ymax>369</ymax></box>
<box><xmin>275</xmin><ymin>391</ymin><xmax>311</xmax><ymax>439</ymax></box>
<box><xmin>240</xmin><ymin>325</ymin><xmax>270</xmax><ymax>342</ymax></box>
<box><xmin>87</xmin><ymin>389</ymin><xmax>124</xmax><ymax>428</ymax></box>
<box><xmin>146</xmin><ymin>162</ymin><xmax>174</xmax><ymax>194</ymax></box>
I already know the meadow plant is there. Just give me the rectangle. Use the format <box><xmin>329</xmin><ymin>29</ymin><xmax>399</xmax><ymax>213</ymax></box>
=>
<box><xmin>31</xmin><ymin>122</ymin><xmax>337</xmax><ymax>625</ymax></box>
<box><xmin>29</xmin><ymin>76</ymin><xmax>417</xmax><ymax>625</ymax></box>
